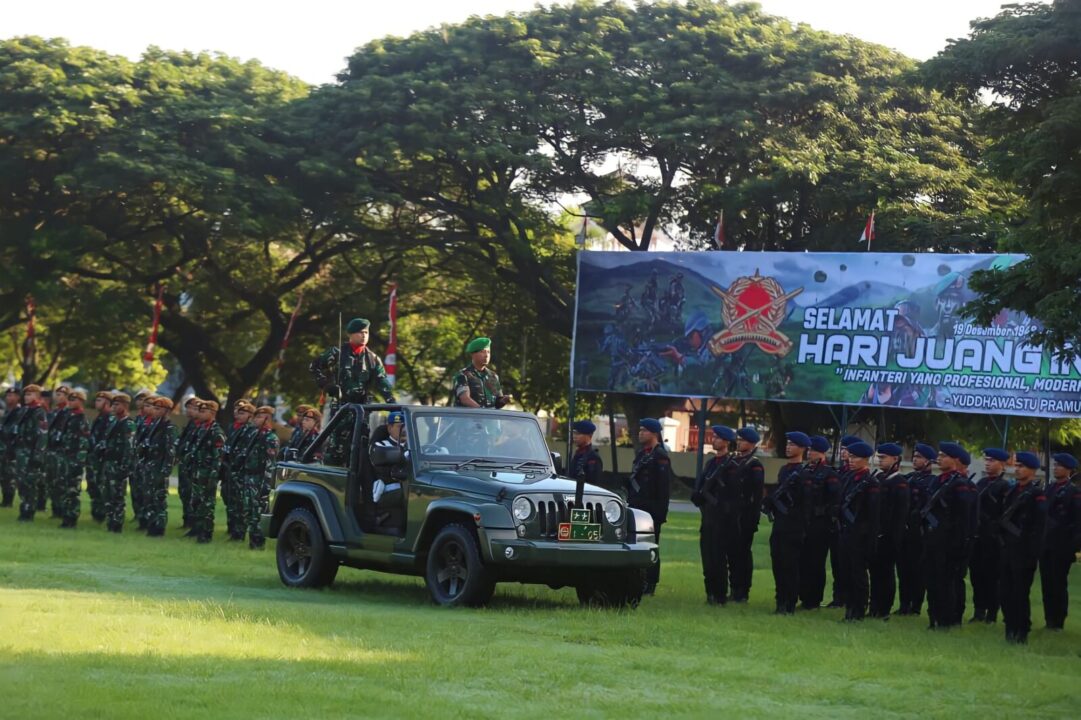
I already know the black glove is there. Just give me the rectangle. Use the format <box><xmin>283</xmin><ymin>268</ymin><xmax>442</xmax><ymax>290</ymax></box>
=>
<box><xmin>690</xmin><ymin>491</ymin><xmax>703</xmax><ymax>507</ymax></box>
<box><xmin>325</xmin><ymin>385</ymin><xmax>342</xmax><ymax>400</ymax></box>
<box><xmin>494</xmin><ymin>395</ymin><xmax>510</xmax><ymax>409</ymax></box>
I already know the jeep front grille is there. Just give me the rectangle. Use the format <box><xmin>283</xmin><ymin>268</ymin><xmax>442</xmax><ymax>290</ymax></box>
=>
<box><xmin>536</xmin><ymin>499</ymin><xmax>603</xmax><ymax>538</ymax></box>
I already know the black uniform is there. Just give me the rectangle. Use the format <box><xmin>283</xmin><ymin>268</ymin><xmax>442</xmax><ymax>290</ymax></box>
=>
<box><xmin>730</xmin><ymin>451</ymin><xmax>764</xmax><ymax>602</ymax></box>
<box><xmin>828</xmin><ymin>461</ymin><xmax>851</xmax><ymax>607</ymax></box>
<box><xmin>626</xmin><ymin>444</ymin><xmax>672</xmax><ymax>593</ymax></box>
<box><xmin>838</xmin><ymin>467</ymin><xmax>881</xmax><ymax>620</ymax></box>
<box><xmin>897</xmin><ymin>467</ymin><xmax>934</xmax><ymax>615</ymax></box>
<box><xmin>765</xmin><ymin>461</ymin><xmax>810</xmax><ymax>614</ymax></box>
<box><xmin>1040</xmin><ymin>478</ymin><xmax>1081</xmax><ymax>630</ymax></box>
<box><xmin>921</xmin><ymin>470</ymin><xmax>977</xmax><ymax>629</ymax></box>
<box><xmin>693</xmin><ymin>453</ymin><xmax>738</xmax><ymax>603</ymax></box>
<box><xmin>998</xmin><ymin>480</ymin><xmax>1047</xmax><ymax>642</ymax></box>
<box><xmin>970</xmin><ymin>473</ymin><xmax>1009</xmax><ymax>622</ymax></box>
<box><xmin>798</xmin><ymin>459</ymin><xmax>841</xmax><ymax>609</ymax></box>
<box><xmin>568</xmin><ymin>444</ymin><xmax>602</xmax><ymax>488</ymax></box>
<box><xmin>869</xmin><ymin>468</ymin><xmax>910</xmax><ymax>617</ymax></box>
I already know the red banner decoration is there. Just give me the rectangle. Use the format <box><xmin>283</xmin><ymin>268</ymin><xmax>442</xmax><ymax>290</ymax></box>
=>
<box><xmin>860</xmin><ymin>211</ymin><xmax>876</xmax><ymax>251</ymax></box>
<box><xmin>22</xmin><ymin>295</ymin><xmax>36</xmax><ymax>376</ymax></box>
<box><xmin>142</xmin><ymin>284</ymin><xmax>164</xmax><ymax>370</ymax></box>
<box><xmin>385</xmin><ymin>283</ymin><xmax>398</xmax><ymax>386</ymax></box>
<box><xmin>275</xmin><ymin>292</ymin><xmax>304</xmax><ymax>381</ymax></box>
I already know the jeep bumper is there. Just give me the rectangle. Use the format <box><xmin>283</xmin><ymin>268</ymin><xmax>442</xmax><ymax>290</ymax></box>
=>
<box><xmin>481</xmin><ymin>529</ymin><xmax>657</xmax><ymax>569</ymax></box>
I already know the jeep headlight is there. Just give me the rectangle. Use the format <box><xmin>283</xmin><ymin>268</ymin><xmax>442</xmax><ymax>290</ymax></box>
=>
<box><xmin>512</xmin><ymin>496</ymin><xmax>534</xmax><ymax>522</ymax></box>
<box><xmin>604</xmin><ymin>499</ymin><xmax>622</xmax><ymax>525</ymax></box>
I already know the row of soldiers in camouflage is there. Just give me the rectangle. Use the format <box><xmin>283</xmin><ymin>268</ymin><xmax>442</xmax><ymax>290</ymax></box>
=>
<box><xmin>0</xmin><ymin>385</ymin><xmax>281</xmax><ymax>548</ymax></box>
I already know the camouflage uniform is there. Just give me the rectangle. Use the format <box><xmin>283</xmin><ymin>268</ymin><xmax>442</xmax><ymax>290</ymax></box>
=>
<box><xmin>130</xmin><ymin>414</ymin><xmax>154</xmax><ymax>527</ymax></box>
<box><xmin>102</xmin><ymin>411</ymin><xmax>137</xmax><ymax>532</ymax></box>
<box><xmin>191</xmin><ymin>415</ymin><xmax>226</xmax><ymax>542</ymax></box>
<box><xmin>241</xmin><ymin>423</ymin><xmax>279</xmax><ymax>548</ymax></box>
<box><xmin>142</xmin><ymin>413</ymin><xmax>177</xmax><ymax>535</ymax></box>
<box><xmin>57</xmin><ymin>407</ymin><xmax>90</xmax><ymax>527</ymax></box>
<box><xmin>174</xmin><ymin>416</ymin><xmax>199</xmax><ymax>527</ymax></box>
<box><xmin>0</xmin><ymin>400</ymin><xmax>24</xmax><ymax>507</ymax></box>
<box><xmin>43</xmin><ymin>403</ymin><xmax>72</xmax><ymax>514</ymax></box>
<box><xmin>310</xmin><ymin>343</ymin><xmax>395</xmax><ymax>404</ymax></box>
<box><xmin>14</xmin><ymin>400</ymin><xmax>47</xmax><ymax>520</ymax></box>
<box><xmin>452</xmin><ymin>366</ymin><xmax>506</xmax><ymax>408</ymax></box>
<box><xmin>86</xmin><ymin>407</ymin><xmax>113</xmax><ymax>521</ymax></box>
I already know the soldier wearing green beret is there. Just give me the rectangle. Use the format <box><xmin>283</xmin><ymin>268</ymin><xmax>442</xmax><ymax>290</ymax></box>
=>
<box><xmin>310</xmin><ymin>317</ymin><xmax>396</xmax><ymax>407</ymax></box>
<box><xmin>453</xmin><ymin>337</ymin><xmax>512</xmax><ymax>409</ymax></box>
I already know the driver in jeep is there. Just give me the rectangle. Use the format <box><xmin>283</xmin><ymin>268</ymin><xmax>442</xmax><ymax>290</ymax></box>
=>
<box><xmin>369</xmin><ymin>411</ymin><xmax>408</xmax><ymax>531</ymax></box>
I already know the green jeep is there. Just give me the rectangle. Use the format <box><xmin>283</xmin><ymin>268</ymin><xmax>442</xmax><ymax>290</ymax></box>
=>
<box><xmin>261</xmin><ymin>404</ymin><xmax>658</xmax><ymax>607</ymax></box>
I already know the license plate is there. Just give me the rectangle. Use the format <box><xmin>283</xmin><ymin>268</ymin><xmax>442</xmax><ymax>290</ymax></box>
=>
<box><xmin>558</xmin><ymin>522</ymin><xmax>601</xmax><ymax>542</ymax></box>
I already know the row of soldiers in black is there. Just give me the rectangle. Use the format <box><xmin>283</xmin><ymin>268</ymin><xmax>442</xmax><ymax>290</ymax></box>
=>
<box><xmin>569</xmin><ymin>418</ymin><xmax>1081</xmax><ymax>644</ymax></box>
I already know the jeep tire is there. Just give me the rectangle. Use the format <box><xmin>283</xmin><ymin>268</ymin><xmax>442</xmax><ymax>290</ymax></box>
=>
<box><xmin>575</xmin><ymin>569</ymin><xmax>645</xmax><ymax>609</ymax></box>
<box><xmin>425</xmin><ymin>523</ymin><xmax>496</xmax><ymax>607</ymax></box>
<box><xmin>276</xmin><ymin>506</ymin><xmax>339</xmax><ymax>588</ymax></box>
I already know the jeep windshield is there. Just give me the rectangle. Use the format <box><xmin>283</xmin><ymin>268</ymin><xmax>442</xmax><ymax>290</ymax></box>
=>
<box><xmin>412</xmin><ymin>412</ymin><xmax>552</xmax><ymax>470</ymax></box>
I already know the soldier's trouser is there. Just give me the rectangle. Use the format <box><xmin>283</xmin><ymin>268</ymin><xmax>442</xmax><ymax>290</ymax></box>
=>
<box><xmin>103</xmin><ymin>463</ymin><xmax>130</xmax><ymax>530</ymax></box>
<box><xmin>1039</xmin><ymin>549</ymin><xmax>1074</xmax><ymax>629</ymax></box>
<box><xmin>225</xmin><ymin>471</ymin><xmax>245</xmax><ymax>537</ymax></box>
<box><xmin>178</xmin><ymin>464</ymin><xmax>193</xmax><ymax>524</ymax></box>
<box><xmin>192</xmin><ymin>473</ymin><xmax>218</xmax><ymax>538</ymax></box>
<box><xmin>49</xmin><ymin>453</ymin><xmax>66</xmax><ymax>513</ymax></box>
<box><xmin>145</xmin><ymin>470</ymin><xmax>169</xmax><ymax>533</ymax></box>
<box><xmin>130</xmin><ymin>466</ymin><xmax>145</xmax><ymax>522</ymax></box>
<box><xmin>14</xmin><ymin>449</ymin><xmax>41</xmax><ymax>519</ymax></box>
<box><xmin>645</xmin><ymin>520</ymin><xmax>663</xmax><ymax>588</ymax></box>
<box><xmin>0</xmin><ymin>458</ymin><xmax>15</xmax><ymax>505</ymax></box>
<box><xmin>59</xmin><ymin>461</ymin><xmax>83</xmax><ymax>523</ymax></box>
<box><xmin>925</xmin><ymin>544</ymin><xmax>965</xmax><ymax>627</ymax></box>
<box><xmin>999</xmin><ymin>554</ymin><xmax>1037</xmax><ymax>640</ymax></box>
<box><xmin>840</xmin><ymin>530</ymin><xmax>871</xmax><ymax>620</ymax></box>
<box><xmin>243</xmin><ymin>472</ymin><xmax>268</xmax><ymax>545</ymax></box>
<box><xmin>40</xmin><ymin>453</ymin><xmax>57</xmax><ymax>511</ymax></box>
<box><xmin>86</xmin><ymin>460</ymin><xmax>107</xmax><ymax>520</ymax></box>
<box><xmin>828</xmin><ymin>529</ymin><xmax>847</xmax><ymax>605</ymax></box>
<box><xmin>897</xmin><ymin>527</ymin><xmax>925</xmax><ymax>613</ymax></box>
<box><xmin>869</xmin><ymin>539</ymin><xmax>899</xmax><ymax>617</ymax></box>
<box><xmin>699</xmin><ymin>517</ymin><xmax>725</xmax><ymax>600</ymax></box>
<box><xmin>770</xmin><ymin>529</ymin><xmax>803</xmax><ymax>612</ymax></box>
<box><xmin>731</xmin><ymin>523</ymin><xmax>757</xmax><ymax>600</ymax></box>
<box><xmin>798</xmin><ymin>521</ymin><xmax>831</xmax><ymax>608</ymax></box>
<box><xmin>969</xmin><ymin>535</ymin><xmax>1001</xmax><ymax>619</ymax></box>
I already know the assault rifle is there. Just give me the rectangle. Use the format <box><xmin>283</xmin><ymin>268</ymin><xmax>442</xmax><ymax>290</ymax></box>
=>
<box><xmin>764</xmin><ymin>464</ymin><xmax>803</xmax><ymax>521</ymax></box>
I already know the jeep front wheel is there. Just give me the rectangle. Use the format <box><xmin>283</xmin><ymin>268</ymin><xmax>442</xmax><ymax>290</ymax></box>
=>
<box><xmin>425</xmin><ymin>523</ymin><xmax>495</xmax><ymax>607</ymax></box>
<box><xmin>276</xmin><ymin>507</ymin><xmax>339</xmax><ymax>588</ymax></box>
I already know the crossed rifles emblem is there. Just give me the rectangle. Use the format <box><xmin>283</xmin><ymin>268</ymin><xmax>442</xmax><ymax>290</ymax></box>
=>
<box><xmin>708</xmin><ymin>269</ymin><xmax>803</xmax><ymax>356</ymax></box>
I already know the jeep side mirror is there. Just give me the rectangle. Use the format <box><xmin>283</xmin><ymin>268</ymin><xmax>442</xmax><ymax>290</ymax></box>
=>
<box><xmin>371</xmin><ymin>444</ymin><xmax>403</xmax><ymax>468</ymax></box>
<box><xmin>550</xmin><ymin>451</ymin><xmax>563</xmax><ymax>475</ymax></box>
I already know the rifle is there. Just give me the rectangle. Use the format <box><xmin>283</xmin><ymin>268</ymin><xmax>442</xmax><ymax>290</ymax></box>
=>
<box><xmin>764</xmin><ymin>464</ymin><xmax>803</xmax><ymax>520</ymax></box>
<box><xmin>840</xmin><ymin>472</ymin><xmax>873</xmax><ymax>525</ymax></box>
<box><xmin>998</xmin><ymin>485</ymin><xmax>1030</xmax><ymax>540</ymax></box>
<box><xmin>698</xmin><ymin>456</ymin><xmax>728</xmax><ymax>508</ymax></box>
<box><xmin>919</xmin><ymin>472</ymin><xmax>971</xmax><ymax>530</ymax></box>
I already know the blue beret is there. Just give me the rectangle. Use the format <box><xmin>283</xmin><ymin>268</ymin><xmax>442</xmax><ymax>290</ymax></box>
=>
<box><xmin>1016</xmin><ymin>451</ymin><xmax>1042</xmax><ymax>469</ymax></box>
<box><xmin>346</xmin><ymin>317</ymin><xmax>370</xmax><ymax>333</ymax></box>
<box><xmin>840</xmin><ymin>434</ymin><xmax>861</xmax><ymax>448</ymax></box>
<box><xmin>847</xmin><ymin>441</ymin><xmax>874</xmax><ymax>459</ymax></box>
<box><xmin>386</xmin><ymin>411</ymin><xmax>404</xmax><ymax>425</ymax></box>
<box><xmin>983</xmin><ymin>448</ymin><xmax>1009</xmax><ymax>462</ymax></box>
<box><xmin>877</xmin><ymin>442</ymin><xmax>903</xmax><ymax>457</ymax></box>
<box><xmin>1015</xmin><ymin>451</ymin><xmax>1041</xmax><ymax>470</ymax></box>
<box><xmin>785</xmin><ymin>431</ymin><xmax>811</xmax><ymax>448</ymax></box>
<box><xmin>1052</xmin><ymin>453</ymin><xmax>1078</xmax><ymax>470</ymax></box>
<box><xmin>711</xmin><ymin>425</ymin><xmax>736</xmax><ymax>442</ymax></box>
<box><xmin>639</xmin><ymin>418</ymin><xmax>662</xmax><ymax>435</ymax></box>
<box><xmin>572</xmin><ymin>420</ymin><xmax>596</xmax><ymax>435</ymax></box>
<box><xmin>939</xmin><ymin>441</ymin><xmax>964</xmax><ymax>460</ymax></box>
<box><xmin>809</xmin><ymin>436</ymin><xmax>831</xmax><ymax>453</ymax></box>
<box><xmin>737</xmin><ymin>426</ymin><xmax>760</xmax><ymax>444</ymax></box>
<box><xmin>913</xmin><ymin>443</ymin><xmax>937</xmax><ymax>461</ymax></box>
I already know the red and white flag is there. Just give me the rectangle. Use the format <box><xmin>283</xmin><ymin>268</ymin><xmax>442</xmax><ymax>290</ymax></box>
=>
<box><xmin>275</xmin><ymin>292</ymin><xmax>304</xmax><ymax>382</ymax></box>
<box><xmin>860</xmin><ymin>211</ymin><xmax>875</xmax><ymax>251</ymax></box>
<box><xmin>385</xmin><ymin>283</ymin><xmax>398</xmax><ymax>386</ymax></box>
<box><xmin>22</xmin><ymin>295</ymin><xmax>36</xmax><ymax>375</ymax></box>
<box><xmin>142</xmin><ymin>284</ymin><xmax>164</xmax><ymax>370</ymax></box>
<box><xmin>713</xmin><ymin>210</ymin><xmax>725</xmax><ymax>250</ymax></box>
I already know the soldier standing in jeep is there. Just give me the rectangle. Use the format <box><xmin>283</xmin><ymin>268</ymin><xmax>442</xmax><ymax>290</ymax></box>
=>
<box><xmin>452</xmin><ymin>337</ymin><xmax>512</xmax><ymax>408</ymax></box>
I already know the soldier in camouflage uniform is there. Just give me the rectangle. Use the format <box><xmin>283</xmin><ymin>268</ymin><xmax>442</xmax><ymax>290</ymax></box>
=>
<box><xmin>42</xmin><ymin>385</ymin><xmax>71</xmax><ymax>514</ymax></box>
<box><xmin>101</xmin><ymin>393</ymin><xmax>137</xmax><ymax>533</ymax></box>
<box><xmin>174</xmin><ymin>396</ymin><xmax>201</xmax><ymax>528</ymax></box>
<box><xmin>86</xmin><ymin>391</ymin><xmax>114</xmax><ymax>522</ymax></box>
<box><xmin>452</xmin><ymin>337</ymin><xmax>512</xmax><ymax>408</ymax></box>
<box><xmin>190</xmin><ymin>399</ymin><xmax>226</xmax><ymax>543</ymax></box>
<box><xmin>309</xmin><ymin>317</ymin><xmax>396</xmax><ymax>406</ymax></box>
<box><xmin>222</xmin><ymin>400</ymin><xmax>256</xmax><ymax>540</ymax></box>
<box><xmin>1</xmin><ymin>387</ymin><xmax>23</xmax><ymax>507</ymax></box>
<box><xmin>14</xmin><ymin>385</ymin><xmax>48</xmax><ymax>521</ymax></box>
<box><xmin>57</xmin><ymin>389</ymin><xmax>91</xmax><ymax>528</ymax></box>
<box><xmin>141</xmin><ymin>396</ymin><xmax>178</xmax><ymax>536</ymax></box>
<box><xmin>129</xmin><ymin>391</ymin><xmax>155</xmax><ymax>528</ymax></box>
<box><xmin>242</xmin><ymin>405</ymin><xmax>279</xmax><ymax>549</ymax></box>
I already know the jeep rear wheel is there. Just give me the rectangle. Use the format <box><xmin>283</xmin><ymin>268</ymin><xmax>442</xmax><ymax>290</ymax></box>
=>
<box><xmin>425</xmin><ymin>523</ymin><xmax>495</xmax><ymax>607</ymax></box>
<box><xmin>576</xmin><ymin>569</ymin><xmax>644</xmax><ymax>609</ymax></box>
<box><xmin>276</xmin><ymin>507</ymin><xmax>339</xmax><ymax>588</ymax></box>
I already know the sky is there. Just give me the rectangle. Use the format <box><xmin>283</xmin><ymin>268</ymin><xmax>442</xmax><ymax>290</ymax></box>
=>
<box><xmin>6</xmin><ymin>1</ymin><xmax>1040</xmax><ymax>85</ymax></box>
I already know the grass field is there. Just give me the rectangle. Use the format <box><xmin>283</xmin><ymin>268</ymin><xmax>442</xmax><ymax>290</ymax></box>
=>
<box><xmin>1</xmin><ymin>494</ymin><xmax>1079</xmax><ymax>719</ymax></box>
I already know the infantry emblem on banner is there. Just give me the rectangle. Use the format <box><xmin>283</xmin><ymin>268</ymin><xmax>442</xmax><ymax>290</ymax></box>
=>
<box><xmin>708</xmin><ymin>269</ymin><xmax>803</xmax><ymax>355</ymax></box>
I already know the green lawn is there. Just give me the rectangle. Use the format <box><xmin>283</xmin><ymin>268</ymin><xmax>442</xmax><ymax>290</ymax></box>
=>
<box><xmin>1</xmin><ymin>495</ymin><xmax>1079</xmax><ymax>719</ymax></box>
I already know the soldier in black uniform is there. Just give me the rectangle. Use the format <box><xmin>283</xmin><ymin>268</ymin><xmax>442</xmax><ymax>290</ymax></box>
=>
<box><xmin>692</xmin><ymin>425</ymin><xmax>736</xmax><ymax>605</ymax></box>
<box><xmin>625</xmin><ymin>418</ymin><xmax>671</xmax><ymax>595</ymax></box>
<box><xmin>765</xmin><ymin>431</ymin><xmax>811</xmax><ymax>614</ymax></box>
<box><xmin>869</xmin><ymin>443</ymin><xmax>909</xmax><ymax>619</ymax></box>
<box><xmin>970</xmin><ymin>447</ymin><xmax>1010</xmax><ymax>623</ymax></box>
<box><xmin>0</xmin><ymin>387</ymin><xmax>23</xmax><ymax>507</ymax></box>
<box><xmin>998</xmin><ymin>451</ymin><xmax>1047</xmax><ymax>644</ymax></box>
<box><xmin>1040</xmin><ymin>453</ymin><xmax>1081</xmax><ymax>631</ymax></box>
<box><xmin>897</xmin><ymin>442</ymin><xmax>936</xmax><ymax>615</ymax></box>
<box><xmin>922</xmin><ymin>441</ymin><xmax>977</xmax><ymax>630</ymax></box>
<box><xmin>827</xmin><ymin>434</ymin><xmax>862</xmax><ymax>608</ymax></box>
<box><xmin>798</xmin><ymin>435</ymin><xmax>840</xmax><ymax>610</ymax></box>
<box><xmin>838</xmin><ymin>442</ymin><xmax>880</xmax><ymax>621</ymax></box>
<box><xmin>729</xmin><ymin>426</ymin><xmax>764</xmax><ymax>602</ymax></box>
<box><xmin>569</xmin><ymin>420</ymin><xmax>602</xmax><ymax>487</ymax></box>
<box><xmin>310</xmin><ymin>317</ymin><xmax>396</xmax><ymax>407</ymax></box>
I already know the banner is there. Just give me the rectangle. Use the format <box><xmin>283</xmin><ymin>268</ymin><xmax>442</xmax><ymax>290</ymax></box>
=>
<box><xmin>571</xmin><ymin>251</ymin><xmax>1081</xmax><ymax>418</ymax></box>
<box><xmin>385</xmin><ymin>282</ymin><xmax>398</xmax><ymax>386</ymax></box>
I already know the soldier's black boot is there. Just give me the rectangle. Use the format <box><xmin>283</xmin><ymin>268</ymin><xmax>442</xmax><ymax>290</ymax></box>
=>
<box><xmin>146</xmin><ymin>526</ymin><xmax>164</xmax><ymax>537</ymax></box>
<box><xmin>969</xmin><ymin>609</ymin><xmax>986</xmax><ymax>623</ymax></box>
<box><xmin>986</xmin><ymin>608</ymin><xmax>998</xmax><ymax>624</ymax></box>
<box><xmin>197</xmin><ymin>533</ymin><xmax>212</xmax><ymax>544</ymax></box>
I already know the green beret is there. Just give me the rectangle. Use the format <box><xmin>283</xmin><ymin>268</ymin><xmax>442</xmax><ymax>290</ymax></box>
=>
<box><xmin>346</xmin><ymin>318</ymin><xmax>370</xmax><ymax>333</ymax></box>
<box><xmin>466</xmin><ymin>337</ymin><xmax>491</xmax><ymax>354</ymax></box>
